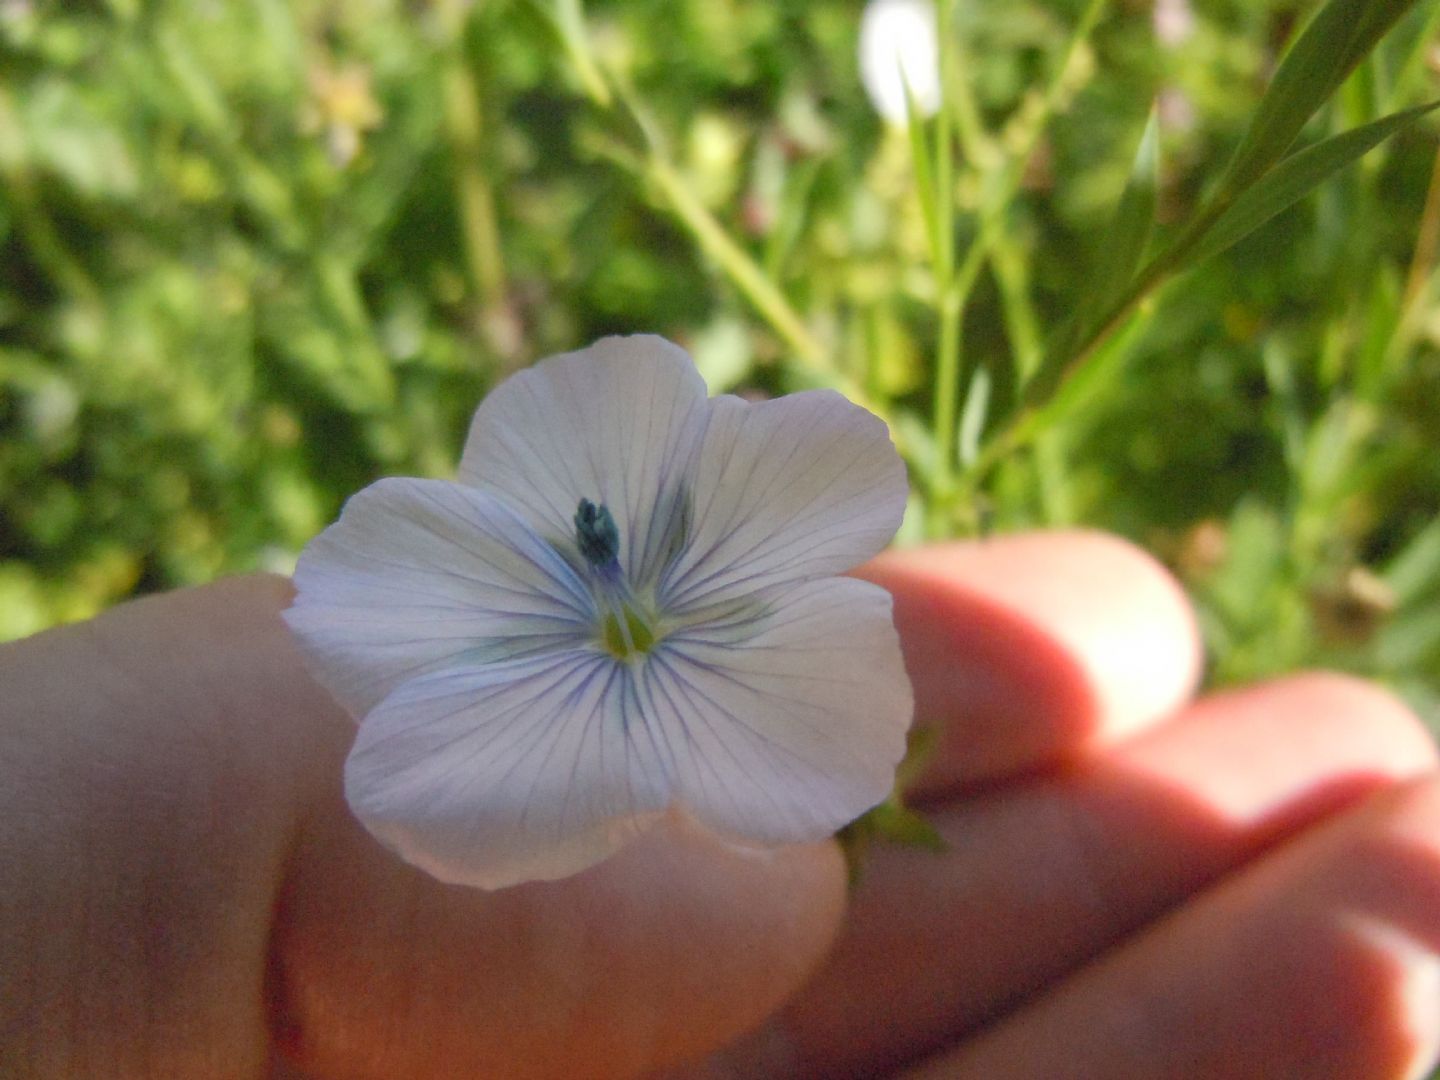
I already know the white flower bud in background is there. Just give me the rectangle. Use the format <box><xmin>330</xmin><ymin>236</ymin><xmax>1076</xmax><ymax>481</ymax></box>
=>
<box><xmin>859</xmin><ymin>0</ymin><xmax>942</xmax><ymax>126</ymax></box>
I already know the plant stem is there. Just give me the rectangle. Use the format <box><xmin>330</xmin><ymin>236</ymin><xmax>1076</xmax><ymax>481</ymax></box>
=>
<box><xmin>442</xmin><ymin>31</ymin><xmax>507</xmax><ymax>312</ymax></box>
<box><xmin>1401</xmin><ymin>141</ymin><xmax>1440</xmax><ymax>313</ymax></box>
<box><xmin>931</xmin><ymin>0</ymin><xmax>1106</xmax><ymax>526</ymax></box>
<box><xmin>553</xmin><ymin>0</ymin><xmax>613</xmax><ymax>107</ymax></box>
<box><xmin>928</xmin><ymin>0</ymin><xmax>961</xmax><ymax>522</ymax></box>
<box><xmin>646</xmin><ymin>161</ymin><xmax>824</xmax><ymax>364</ymax></box>
<box><xmin>932</xmin><ymin>289</ymin><xmax>963</xmax><ymax>492</ymax></box>
<box><xmin>551</xmin><ymin>0</ymin><xmax>901</xmax><ymax>445</ymax></box>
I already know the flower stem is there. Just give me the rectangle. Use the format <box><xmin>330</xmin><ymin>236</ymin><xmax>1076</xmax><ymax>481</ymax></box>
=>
<box><xmin>930</xmin><ymin>289</ymin><xmax>963</xmax><ymax>516</ymax></box>
<box><xmin>440</xmin><ymin>13</ymin><xmax>507</xmax><ymax>314</ymax></box>
<box><xmin>648</xmin><ymin>161</ymin><xmax>825</xmax><ymax>367</ymax></box>
<box><xmin>549</xmin><ymin>0</ymin><xmax>905</xmax><ymax>450</ymax></box>
<box><xmin>927</xmin><ymin>0</ymin><xmax>961</xmax><ymax>529</ymax></box>
<box><xmin>1398</xmin><ymin>141</ymin><xmax>1440</xmax><ymax>334</ymax></box>
<box><xmin>928</xmin><ymin>0</ymin><xmax>1106</xmax><ymax>531</ymax></box>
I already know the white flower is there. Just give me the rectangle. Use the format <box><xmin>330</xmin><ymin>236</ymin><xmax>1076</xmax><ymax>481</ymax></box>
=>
<box><xmin>859</xmin><ymin>0</ymin><xmax>943</xmax><ymax>126</ymax></box>
<box><xmin>284</xmin><ymin>335</ymin><xmax>914</xmax><ymax>890</ymax></box>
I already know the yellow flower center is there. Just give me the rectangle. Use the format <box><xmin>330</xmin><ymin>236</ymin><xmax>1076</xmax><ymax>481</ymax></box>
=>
<box><xmin>601</xmin><ymin>608</ymin><xmax>656</xmax><ymax>660</ymax></box>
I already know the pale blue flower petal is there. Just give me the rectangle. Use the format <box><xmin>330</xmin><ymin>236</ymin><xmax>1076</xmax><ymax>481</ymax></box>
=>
<box><xmin>457</xmin><ymin>335</ymin><xmax>709</xmax><ymax>586</ymax></box>
<box><xmin>640</xmin><ymin>577</ymin><xmax>912</xmax><ymax>844</ymax></box>
<box><xmin>284</xmin><ymin>477</ymin><xmax>595</xmax><ymax>717</ymax></box>
<box><xmin>345</xmin><ymin>651</ymin><xmax>671</xmax><ymax>890</ymax></box>
<box><xmin>287</xmin><ymin>335</ymin><xmax>917</xmax><ymax>890</ymax></box>
<box><xmin>660</xmin><ymin>390</ymin><xmax>907</xmax><ymax>613</ymax></box>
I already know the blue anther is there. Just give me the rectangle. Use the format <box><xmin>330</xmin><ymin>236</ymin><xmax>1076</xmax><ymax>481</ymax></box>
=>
<box><xmin>574</xmin><ymin>498</ymin><xmax>620</xmax><ymax>570</ymax></box>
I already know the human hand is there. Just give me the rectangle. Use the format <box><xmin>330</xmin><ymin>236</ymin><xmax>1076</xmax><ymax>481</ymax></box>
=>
<box><xmin>1</xmin><ymin>532</ymin><xmax>1436</xmax><ymax>1078</ymax></box>
<box><xmin>695</xmin><ymin>532</ymin><xmax>1440</xmax><ymax>1079</ymax></box>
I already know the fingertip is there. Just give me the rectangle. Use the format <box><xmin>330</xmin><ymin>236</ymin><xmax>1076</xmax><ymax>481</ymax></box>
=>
<box><xmin>860</xmin><ymin>531</ymin><xmax>1202</xmax><ymax>788</ymax></box>
<box><xmin>575</xmin><ymin>819</ymin><xmax>849</xmax><ymax>1070</ymax></box>
<box><xmin>272</xmin><ymin>809</ymin><xmax>848</xmax><ymax>1079</ymax></box>
<box><xmin>1111</xmin><ymin>671</ymin><xmax>1438</xmax><ymax>838</ymax></box>
<box><xmin>1263</xmin><ymin>672</ymin><xmax>1439</xmax><ymax>771</ymax></box>
<box><xmin>122</xmin><ymin>571</ymin><xmax>296</xmax><ymax>630</ymax></box>
<box><xmin>902</xmin><ymin>776</ymin><xmax>1440</xmax><ymax>1080</ymax></box>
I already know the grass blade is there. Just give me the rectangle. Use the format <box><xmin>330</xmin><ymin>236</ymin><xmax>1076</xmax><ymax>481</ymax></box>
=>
<box><xmin>1027</xmin><ymin>108</ymin><xmax>1158</xmax><ymax>401</ymax></box>
<box><xmin>1383</xmin><ymin>518</ymin><xmax>1440</xmax><ymax>607</ymax></box>
<box><xmin>903</xmin><ymin>73</ymin><xmax>941</xmax><ymax>269</ymax></box>
<box><xmin>1219</xmin><ymin>0</ymin><xmax>1418</xmax><ymax>196</ymax></box>
<box><xmin>1190</xmin><ymin>100</ymin><xmax>1439</xmax><ymax>268</ymax></box>
<box><xmin>1089</xmin><ymin>107</ymin><xmax>1159</xmax><ymax>317</ymax></box>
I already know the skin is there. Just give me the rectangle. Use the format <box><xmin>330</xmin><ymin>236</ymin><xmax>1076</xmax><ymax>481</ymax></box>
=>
<box><xmin>0</xmin><ymin>530</ymin><xmax>1437</xmax><ymax>1079</ymax></box>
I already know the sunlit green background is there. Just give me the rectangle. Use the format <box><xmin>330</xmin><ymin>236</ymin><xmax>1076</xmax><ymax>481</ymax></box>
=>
<box><xmin>1</xmin><ymin>0</ymin><xmax>1438</xmax><ymax>720</ymax></box>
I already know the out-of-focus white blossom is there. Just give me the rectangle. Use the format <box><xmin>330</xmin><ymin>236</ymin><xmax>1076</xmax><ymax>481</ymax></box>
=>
<box><xmin>859</xmin><ymin>0</ymin><xmax>942</xmax><ymax>126</ymax></box>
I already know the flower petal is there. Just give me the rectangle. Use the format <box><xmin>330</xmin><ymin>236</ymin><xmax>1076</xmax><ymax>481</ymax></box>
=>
<box><xmin>285</xmin><ymin>477</ymin><xmax>594</xmax><ymax>717</ymax></box>
<box><xmin>660</xmin><ymin>391</ymin><xmax>907</xmax><ymax>612</ymax></box>
<box><xmin>457</xmin><ymin>335</ymin><xmax>710</xmax><ymax>586</ymax></box>
<box><xmin>641</xmin><ymin>577</ymin><xmax>912</xmax><ymax>844</ymax></box>
<box><xmin>345</xmin><ymin>651</ymin><xmax>671</xmax><ymax>890</ymax></box>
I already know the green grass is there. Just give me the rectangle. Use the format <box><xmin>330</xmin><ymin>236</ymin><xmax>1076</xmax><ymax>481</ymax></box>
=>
<box><xmin>1</xmin><ymin>0</ymin><xmax>1438</xmax><ymax>722</ymax></box>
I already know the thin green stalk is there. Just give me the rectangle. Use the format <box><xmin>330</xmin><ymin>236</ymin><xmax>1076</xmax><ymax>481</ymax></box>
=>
<box><xmin>944</xmin><ymin>22</ymin><xmax>998</xmax><ymax>171</ymax></box>
<box><xmin>550</xmin><ymin>0</ymin><xmax>821</xmax><ymax>367</ymax></box>
<box><xmin>643</xmin><ymin>160</ymin><xmax>902</xmax><ymax>448</ymax></box>
<box><xmin>648</xmin><ymin>161</ymin><xmax>824</xmax><ymax>368</ymax></box>
<box><xmin>929</xmin><ymin>0</ymin><xmax>961</xmax><ymax>513</ymax></box>
<box><xmin>1397</xmin><ymin>141</ymin><xmax>1440</xmax><ymax>335</ymax></box>
<box><xmin>991</xmin><ymin>231</ymin><xmax>1044</xmax><ymax>379</ymax></box>
<box><xmin>931</xmin><ymin>0</ymin><xmax>1106</xmax><ymax>521</ymax></box>
<box><xmin>1036</xmin><ymin>201</ymin><xmax>1221</xmax><ymax>403</ymax></box>
<box><xmin>956</xmin><ymin>216</ymin><xmax>1203</xmax><ymax>497</ymax></box>
<box><xmin>965</xmin><ymin>0</ymin><xmax>1106</xmax><ymax>259</ymax></box>
<box><xmin>553</xmin><ymin>0</ymin><xmax>613</xmax><ymax>107</ymax></box>
<box><xmin>550</xmin><ymin>0</ymin><xmax>901</xmax><ymax>446</ymax></box>
<box><xmin>933</xmin><ymin>0</ymin><xmax>957</xmax><ymax>284</ymax></box>
<box><xmin>930</xmin><ymin>291</ymin><xmax>963</xmax><ymax>516</ymax></box>
<box><xmin>443</xmin><ymin>48</ymin><xmax>508</xmax><ymax>309</ymax></box>
<box><xmin>0</xmin><ymin>90</ymin><xmax>97</xmax><ymax>300</ymax></box>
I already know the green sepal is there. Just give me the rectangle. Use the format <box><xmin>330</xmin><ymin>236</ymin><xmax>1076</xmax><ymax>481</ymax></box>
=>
<box><xmin>837</xmin><ymin>726</ymin><xmax>947</xmax><ymax>887</ymax></box>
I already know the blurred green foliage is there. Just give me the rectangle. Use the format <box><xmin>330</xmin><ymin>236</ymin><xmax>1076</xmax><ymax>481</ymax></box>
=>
<box><xmin>1</xmin><ymin>0</ymin><xmax>1438</xmax><ymax>718</ymax></box>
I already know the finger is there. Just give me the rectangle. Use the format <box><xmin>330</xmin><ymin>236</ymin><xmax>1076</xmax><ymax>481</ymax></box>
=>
<box><xmin>712</xmin><ymin>673</ymin><xmax>1436</xmax><ymax>1078</ymax></box>
<box><xmin>857</xmin><ymin>531</ymin><xmax>1203</xmax><ymax>790</ymax></box>
<box><xmin>0</xmin><ymin>577</ymin><xmax>848</xmax><ymax>1080</ymax></box>
<box><xmin>904</xmin><ymin>774</ymin><xmax>1440</xmax><ymax>1080</ymax></box>
<box><xmin>273</xmin><ymin>804</ymin><xmax>844</xmax><ymax>1079</ymax></box>
<box><xmin>0</xmin><ymin>575</ymin><xmax>324</xmax><ymax>1078</ymax></box>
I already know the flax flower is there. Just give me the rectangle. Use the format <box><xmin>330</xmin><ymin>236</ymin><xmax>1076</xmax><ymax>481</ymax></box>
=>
<box><xmin>285</xmin><ymin>336</ymin><xmax>913</xmax><ymax>889</ymax></box>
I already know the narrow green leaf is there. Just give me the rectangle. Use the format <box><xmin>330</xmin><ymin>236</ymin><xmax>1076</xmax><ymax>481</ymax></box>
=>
<box><xmin>1376</xmin><ymin>605</ymin><xmax>1440</xmax><ymax>671</ymax></box>
<box><xmin>1189</xmin><ymin>101</ymin><xmax>1438</xmax><ymax>268</ymax></box>
<box><xmin>1220</xmin><ymin>0</ymin><xmax>1419</xmax><ymax>196</ymax></box>
<box><xmin>903</xmin><ymin>74</ymin><xmax>940</xmax><ymax>267</ymax></box>
<box><xmin>891</xmin><ymin>410</ymin><xmax>942</xmax><ymax>491</ymax></box>
<box><xmin>1027</xmin><ymin>110</ymin><xmax>1158</xmax><ymax>403</ymax></box>
<box><xmin>1384</xmin><ymin>1</ymin><xmax>1440</xmax><ymax>113</ymax></box>
<box><xmin>956</xmin><ymin>363</ymin><xmax>992</xmax><ymax>467</ymax></box>
<box><xmin>552</xmin><ymin>0</ymin><xmax>612</xmax><ymax>107</ymax></box>
<box><xmin>1091</xmin><ymin>109</ymin><xmax>1159</xmax><ymax>315</ymax></box>
<box><xmin>1075</xmin><ymin>108</ymin><xmax>1159</xmax><ymax>341</ymax></box>
<box><xmin>1029</xmin><ymin>300</ymin><xmax>1154</xmax><ymax>421</ymax></box>
<box><xmin>1383</xmin><ymin>519</ymin><xmax>1440</xmax><ymax>607</ymax></box>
